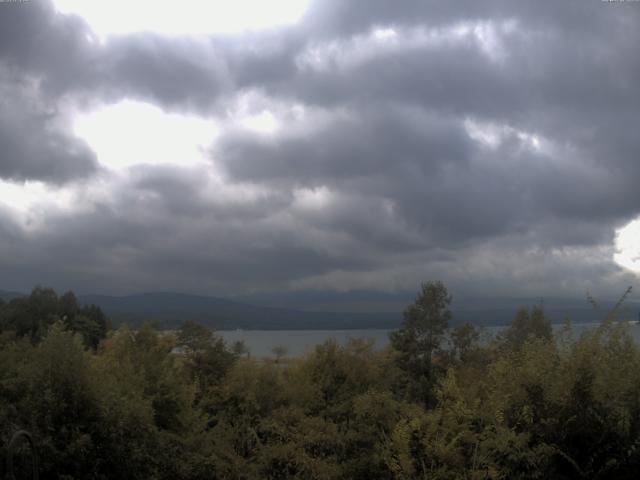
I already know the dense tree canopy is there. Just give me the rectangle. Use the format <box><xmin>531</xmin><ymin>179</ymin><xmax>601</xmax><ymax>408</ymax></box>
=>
<box><xmin>0</xmin><ymin>287</ymin><xmax>110</xmax><ymax>348</ymax></box>
<box><xmin>2</xmin><ymin>284</ymin><xmax>640</xmax><ymax>479</ymax></box>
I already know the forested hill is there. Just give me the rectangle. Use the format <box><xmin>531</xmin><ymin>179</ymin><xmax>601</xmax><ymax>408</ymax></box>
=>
<box><xmin>77</xmin><ymin>292</ymin><xmax>399</xmax><ymax>330</ymax></box>
<box><xmin>2</xmin><ymin>289</ymin><xmax>634</xmax><ymax>329</ymax></box>
<box><xmin>0</xmin><ymin>290</ymin><xmax>24</xmax><ymax>302</ymax></box>
<box><xmin>72</xmin><ymin>292</ymin><xmax>639</xmax><ymax>329</ymax></box>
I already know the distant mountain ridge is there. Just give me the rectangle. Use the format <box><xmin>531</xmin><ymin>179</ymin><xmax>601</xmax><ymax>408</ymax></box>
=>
<box><xmin>236</xmin><ymin>289</ymin><xmax>640</xmax><ymax>325</ymax></box>
<box><xmin>3</xmin><ymin>288</ymin><xmax>638</xmax><ymax>330</ymax></box>
<box><xmin>0</xmin><ymin>290</ymin><xmax>25</xmax><ymax>301</ymax></box>
<box><xmin>77</xmin><ymin>292</ymin><xmax>399</xmax><ymax>330</ymax></box>
<box><xmin>77</xmin><ymin>292</ymin><xmax>638</xmax><ymax>330</ymax></box>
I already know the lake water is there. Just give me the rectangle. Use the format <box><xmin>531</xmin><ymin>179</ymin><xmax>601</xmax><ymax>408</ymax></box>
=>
<box><xmin>218</xmin><ymin>322</ymin><xmax>640</xmax><ymax>358</ymax></box>
<box><xmin>218</xmin><ymin>329</ymin><xmax>392</xmax><ymax>358</ymax></box>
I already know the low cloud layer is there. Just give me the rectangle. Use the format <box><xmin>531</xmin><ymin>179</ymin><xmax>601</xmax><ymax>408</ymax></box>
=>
<box><xmin>0</xmin><ymin>0</ymin><xmax>638</xmax><ymax>299</ymax></box>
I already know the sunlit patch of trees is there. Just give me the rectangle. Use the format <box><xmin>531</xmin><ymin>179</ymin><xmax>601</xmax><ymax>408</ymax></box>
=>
<box><xmin>1</xmin><ymin>283</ymin><xmax>640</xmax><ymax>479</ymax></box>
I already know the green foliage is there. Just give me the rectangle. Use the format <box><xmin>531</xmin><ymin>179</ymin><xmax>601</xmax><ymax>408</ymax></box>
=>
<box><xmin>389</xmin><ymin>281</ymin><xmax>452</xmax><ymax>405</ymax></box>
<box><xmin>0</xmin><ymin>287</ymin><xmax>110</xmax><ymax>348</ymax></box>
<box><xmin>176</xmin><ymin>320</ymin><xmax>239</xmax><ymax>398</ymax></box>
<box><xmin>232</xmin><ymin>339</ymin><xmax>250</xmax><ymax>357</ymax></box>
<box><xmin>176</xmin><ymin>320</ymin><xmax>216</xmax><ymax>352</ymax></box>
<box><xmin>498</xmin><ymin>305</ymin><xmax>552</xmax><ymax>352</ymax></box>
<box><xmin>272</xmin><ymin>345</ymin><xmax>288</xmax><ymax>363</ymax></box>
<box><xmin>450</xmin><ymin>322</ymin><xmax>480</xmax><ymax>362</ymax></box>
<box><xmin>3</xmin><ymin>283</ymin><xmax>640</xmax><ymax>479</ymax></box>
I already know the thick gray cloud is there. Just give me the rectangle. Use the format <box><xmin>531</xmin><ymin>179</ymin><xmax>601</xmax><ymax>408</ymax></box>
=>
<box><xmin>0</xmin><ymin>1</ymin><xmax>97</xmax><ymax>182</ymax></box>
<box><xmin>95</xmin><ymin>34</ymin><xmax>231</xmax><ymax>113</ymax></box>
<box><xmin>0</xmin><ymin>0</ymin><xmax>639</xmax><ymax>300</ymax></box>
<box><xmin>0</xmin><ymin>74</ymin><xmax>98</xmax><ymax>183</ymax></box>
<box><xmin>218</xmin><ymin>106</ymin><xmax>473</xmax><ymax>185</ymax></box>
<box><xmin>0</xmin><ymin>1</ymin><xmax>95</xmax><ymax>93</ymax></box>
<box><xmin>0</xmin><ymin>1</ymin><xmax>230</xmax><ymax>112</ymax></box>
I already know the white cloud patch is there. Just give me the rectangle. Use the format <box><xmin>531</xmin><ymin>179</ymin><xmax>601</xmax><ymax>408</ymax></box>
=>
<box><xmin>464</xmin><ymin>118</ymin><xmax>545</xmax><ymax>153</ymax></box>
<box><xmin>0</xmin><ymin>179</ymin><xmax>85</xmax><ymax>233</ymax></box>
<box><xmin>72</xmin><ymin>100</ymin><xmax>219</xmax><ymax>170</ymax></box>
<box><xmin>53</xmin><ymin>0</ymin><xmax>311</xmax><ymax>37</ymax></box>
<box><xmin>238</xmin><ymin>110</ymin><xmax>280</xmax><ymax>135</ymax></box>
<box><xmin>292</xmin><ymin>185</ymin><xmax>333</xmax><ymax>211</ymax></box>
<box><xmin>296</xmin><ymin>19</ymin><xmax>519</xmax><ymax>73</ymax></box>
<box><xmin>614</xmin><ymin>218</ymin><xmax>640</xmax><ymax>275</ymax></box>
<box><xmin>223</xmin><ymin>91</ymin><xmax>313</xmax><ymax>136</ymax></box>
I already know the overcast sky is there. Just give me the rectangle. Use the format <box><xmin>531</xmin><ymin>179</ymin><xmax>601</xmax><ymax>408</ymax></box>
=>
<box><xmin>0</xmin><ymin>0</ymin><xmax>639</xmax><ymax>299</ymax></box>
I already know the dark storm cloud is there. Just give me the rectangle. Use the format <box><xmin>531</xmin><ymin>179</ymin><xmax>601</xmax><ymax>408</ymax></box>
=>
<box><xmin>217</xmin><ymin>105</ymin><xmax>472</xmax><ymax>186</ymax></box>
<box><xmin>224</xmin><ymin>30</ymin><xmax>305</xmax><ymax>89</ymax></box>
<box><xmin>289</xmin><ymin>41</ymin><xmax>523</xmax><ymax>118</ymax></box>
<box><xmin>126</xmin><ymin>164</ymin><xmax>292</xmax><ymax>221</ymax></box>
<box><xmin>214</xmin><ymin>103</ymin><xmax>634</xmax><ymax>250</ymax></box>
<box><xmin>0</xmin><ymin>2</ymin><xmax>99</xmax><ymax>182</ymax></box>
<box><xmin>279</xmin><ymin>6</ymin><xmax>639</xmax><ymax>142</ymax></box>
<box><xmin>300</xmin><ymin>0</ymin><xmax>628</xmax><ymax>40</ymax></box>
<box><xmin>0</xmin><ymin>0</ymin><xmax>231</xmax><ymax>112</ymax></box>
<box><xmin>211</xmin><ymin>0</ymin><xmax>640</xmax><ymax>255</ymax></box>
<box><xmin>292</xmin><ymin>191</ymin><xmax>426</xmax><ymax>253</ymax></box>
<box><xmin>0</xmin><ymin>1</ymin><xmax>97</xmax><ymax>95</ymax></box>
<box><xmin>0</xmin><ymin>0</ymin><xmax>639</xmax><ymax>297</ymax></box>
<box><xmin>0</xmin><ymin>77</ymin><xmax>99</xmax><ymax>183</ymax></box>
<box><xmin>96</xmin><ymin>34</ymin><xmax>231</xmax><ymax>113</ymax></box>
<box><xmin>0</xmin><ymin>171</ymin><xmax>373</xmax><ymax>295</ymax></box>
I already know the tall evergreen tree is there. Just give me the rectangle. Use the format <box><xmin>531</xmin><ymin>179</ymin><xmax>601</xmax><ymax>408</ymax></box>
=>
<box><xmin>390</xmin><ymin>281</ymin><xmax>452</xmax><ymax>405</ymax></box>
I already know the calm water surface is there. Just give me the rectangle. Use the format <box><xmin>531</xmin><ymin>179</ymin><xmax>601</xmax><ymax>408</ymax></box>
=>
<box><xmin>218</xmin><ymin>322</ymin><xmax>640</xmax><ymax>358</ymax></box>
